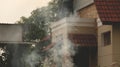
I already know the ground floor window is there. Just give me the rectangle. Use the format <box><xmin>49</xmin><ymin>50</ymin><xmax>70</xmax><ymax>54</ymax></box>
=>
<box><xmin>102</xmin><ymin>31</ymin><xmax>111</xmax><ymax>46</ymax></box>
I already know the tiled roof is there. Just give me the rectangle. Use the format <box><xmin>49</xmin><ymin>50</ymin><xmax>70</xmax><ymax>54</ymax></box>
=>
<box><xmin>69</xmin><ymin>34</ymin><xmax>97</xmax><ymax>46</ymax></box>
<box><xmin>94</xmin><ymin>0</ymin><xmax>120</xmax><ymax>23</ymax></box>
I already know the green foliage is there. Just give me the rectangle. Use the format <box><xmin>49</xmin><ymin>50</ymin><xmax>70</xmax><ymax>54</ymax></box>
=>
<box><xmin>17</xmin><ymin>0</ymin><xmax>74</xmax><ymax>41</ymax></box>
<box><xmin>18</xmin><ymin>8</ymin><xmax>50</xmax><ymax>41</ymax></box>
<box><xmin>7</xmin><ymin>0</ymin><xmax>75</xmax><ymax>67</ymax></box>
<box><xmin>18</xmin><ymin>3</ymin><xmax>63</xmax><ymax>41</ymax></box>
<box><xmin>17</xmin><ymin>0</ymin><xmax>74</xmax><ymax>42</ymax></box>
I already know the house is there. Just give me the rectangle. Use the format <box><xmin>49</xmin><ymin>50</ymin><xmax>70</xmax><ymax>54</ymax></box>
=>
<box><xmin>74</xmin><ymin>0</ymin><xmax>120</xmax><ymax>67</ymax></box>
<box><xmin>50</xmin><ymin>17</ymin><xmax>97</xmax><ymax>67</ymax></box>
<box><xmin>51</xmin><ymin>0</ymin><xmax>98</xmax><ymax>67</ymax></box>
<box><xmin>94</xmin><ymin>0</ymin><xmax>120</xmax><ymax>67</ymax></box>
<box><xmin>51</xmin><ymin>0</ymin><xmax>120</xmax><ymax>67</ymax></box>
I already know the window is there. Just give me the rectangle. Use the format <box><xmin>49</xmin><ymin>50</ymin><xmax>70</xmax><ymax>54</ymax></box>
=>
<box><xmin>102</xmin><ymin>31</ymin><xmax>111</xmax><ymax>46</ymax></box>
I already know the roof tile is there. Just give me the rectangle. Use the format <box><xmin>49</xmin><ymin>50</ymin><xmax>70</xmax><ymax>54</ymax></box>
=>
<box><xmin>69</xmin><ymin>34</ymin><xmax>97</xmax><ymax>46</ymax></box>
<box><xmin>94</xmin><ymin>0</ymin><xmax>120</xmax><ymax>23</ymax></box>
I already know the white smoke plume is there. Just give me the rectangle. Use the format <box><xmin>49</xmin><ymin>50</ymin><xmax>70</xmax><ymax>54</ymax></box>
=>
<box><xmin>10</xmin><ymin>44</ymin><xmax>44</xmax><ymax>67</ymax></box>
<box><xmin>24</xmin><ymin>50</ymin><xmax>40</xmax><ymax>67</ymax></box>
<box><xmin>48</xmin><ymin>39</ymin><xmax>75</xmax><ymax>67</ymax></box>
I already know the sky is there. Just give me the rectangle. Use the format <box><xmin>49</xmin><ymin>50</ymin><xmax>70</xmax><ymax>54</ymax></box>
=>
<box><xmin>0</xmin><ymin>0</ymin><xmax>51</xmax><ymax>23</ymax></box>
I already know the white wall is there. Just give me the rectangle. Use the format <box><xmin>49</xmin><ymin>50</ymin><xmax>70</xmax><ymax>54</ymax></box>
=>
<box><xmin>73</xmin><ymin>0</ymin><xmax>94</xmax><ymax>12</ymax></box>
<box><xmin>0</xmin><ymin>24</ymin><xmax>23</xmax><ymax>42</ymax></box>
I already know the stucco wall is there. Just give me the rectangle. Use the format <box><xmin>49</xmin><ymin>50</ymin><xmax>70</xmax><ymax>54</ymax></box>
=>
<box><xmin>51</xmin><ymin>18</ymin><xmax>97</xmax><ymax>43</ymax></box>
<box><xmin>98</xmin><ymin>25</ymin><xmax>113</xmax><ymax>67</ymax></box>
<box><xmin>112</xmin><ymin>24</ymin><xmax>120</xmax><ymax>66</ymax></box>
<box><xmin>98</xmin><ymin>23</ymin><xmax>120</xmax><ymax>67</ymax></box>
<box><xmin>0</xmin><ymin>24</ymin><xmax>23</xmax><ymax>42</ymax></box>
<box><xmin>51</xmin><ymin>21</ymin><xmax>67</xmax><ymax>44</ymax></box>
<box><xmin>68</xmin><ymin>26</ymin><xmax>96</xmax><ymax>35</ymax></box>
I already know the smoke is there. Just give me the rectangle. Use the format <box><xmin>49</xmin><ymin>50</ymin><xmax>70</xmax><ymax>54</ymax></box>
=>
<box><xmin>24</xmin><ymin>49</ymin><xmax>41</xmax><ymax>67</ymax></box>
<box><xmin>48</xmin><ymin>39</ymin><xmax>75</xmax><ymax>67</ymax></box>
<box><xmin>62</xmin><ymin>0</ymin><xmax>73</xmax><ymax>11</ymax></box>
<box><xmin>9</xmin><ymin>44</ymin><xmax>42</xmax><ymax>67</ymax></box>
<box><xmin>10</xmin><ymin>45</ymin><xmax>27</xmax><ymax>67</ymax></box>
<box><xmin>1</xmin><ymin>16</ymin><xmax>80</xmax><ymax>67</ymax></box>
<box><xmin>0</xmin><ymin>0</ymin><xmax>76</xmax><ymax>67</ymax></box>
<box><xmin>57</xmin><ymin>0</ymin><xmax>73</xmax><ymax>19</ymax></box>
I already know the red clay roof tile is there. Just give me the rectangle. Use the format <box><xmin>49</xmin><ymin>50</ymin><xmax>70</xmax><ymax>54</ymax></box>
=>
<box><xmin>94</xmin><ymin>0</ymin><xmax>120</xmax><ymax>23</ymax></box>
<box><xmin>69</xmin><ymin>34</ymin><xmax>97</xmax><ymax>46</ymax></box>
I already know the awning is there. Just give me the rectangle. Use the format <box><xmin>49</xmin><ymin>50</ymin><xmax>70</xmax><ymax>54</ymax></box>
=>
<box><xmin>69</xmin><ymin>34</ymin><xmax>97</xmax><ymax>46</ymax></box>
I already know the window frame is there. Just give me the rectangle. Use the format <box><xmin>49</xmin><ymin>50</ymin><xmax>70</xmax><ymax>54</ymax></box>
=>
<box><xmin>101</xmin><ymin>31</ymin><xmax>111</xmax><ymax>46</ymax></box>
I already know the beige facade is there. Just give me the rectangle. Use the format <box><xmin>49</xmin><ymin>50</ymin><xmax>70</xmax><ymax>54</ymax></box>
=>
<box><xmin>74</xmin><ymin>0</ymin><xmax>98</xmax><ymax>18</ymax></box>
<box><xmin>78</xmin><ymin>4</ymin><xmax>98</xmax><ymax>18</ymax></box>
<box><xmin>112</xmin><ymin>24</ymin><xmax>120</xmax><ymax>67</ymax></box>
<box><xmin>73</xmin><ymin>0</ymin><xmax>114</xmax><ymax>67</ymax></box>
<box><xmin>51</xmin><ymin>19</ymin><xmax>67</xmax><ymax>44</ymax></box>
<box><xmin>51</xmin><ymin>17</ymin><xmax>97</xmax><ymax>67</ymax></box>
<box><xmin>51</xmin><ymin>0</ymin><xmax>120</xmax><ymax>67</ymax></box>
<box><xmin>51</xmin><ymin>17</ymin><xmax>96</xmax><ymax>43</ymax></box>
<box><xmin>98</xmin><ymin>23</ymin><xmax>120</xmax><ymax>67</ymax></box>
<box><xmin>98</xmin><ymin>25</ymin><xmax>113</xmax><ymax>67</ymax></box>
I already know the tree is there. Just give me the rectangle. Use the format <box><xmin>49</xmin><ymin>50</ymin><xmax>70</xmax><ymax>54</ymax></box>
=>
<box><xmin>18</xmin><ymin>8</ymin><xmax>50</xmax><ymax>42</ymax></box>
<box><xmin>3</xmin><ymin>0</ymin><xmax>74</xmax><ymax>67</ymax></box>
<box><xmin>17</xmin><ymin>0</ymin><xmax>74</xmax><ymax>42</ymax></box>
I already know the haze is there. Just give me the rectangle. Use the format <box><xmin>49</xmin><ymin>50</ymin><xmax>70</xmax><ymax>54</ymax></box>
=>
<box><xmin>0</xmin><ymin>0</ymin><xmax>51</xmax><ymax>23</ymax></box>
